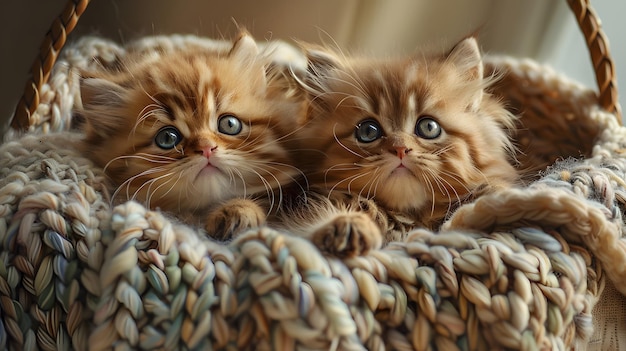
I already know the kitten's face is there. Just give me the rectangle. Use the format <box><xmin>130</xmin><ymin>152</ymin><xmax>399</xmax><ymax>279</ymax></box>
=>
<box><xmin>80</xmin><ymin>34</ymin><xmax>303</xmax><ymax>212</ymax></box>
<box><xmin>299</xmin><ymin>38</ymin><xmax>518</xmax><ymax>217</ymax></box>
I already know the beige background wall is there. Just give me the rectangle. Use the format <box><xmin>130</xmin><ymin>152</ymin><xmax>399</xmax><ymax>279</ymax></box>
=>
<box><xmin>1</xmin><ymin>1</ymin><xmax>622</xmax><ymax>131</ymax></box>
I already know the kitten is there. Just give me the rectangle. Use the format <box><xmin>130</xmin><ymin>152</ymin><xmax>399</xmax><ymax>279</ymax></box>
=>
<box><xmin>78</xmin><ymin>32</ymin><xmax>305</xmax><ymax>240</ymax></box>
<box><xmin>284</xmin><ymin>37</ymin><xmax>518</xmax><ymax>257</ymax></box>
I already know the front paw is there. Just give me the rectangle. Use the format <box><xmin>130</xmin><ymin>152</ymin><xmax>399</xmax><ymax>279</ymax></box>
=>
<box><xmin>205</xmin><ymin>199</ymin><xmax>266</xmax><ymax>241</ymax></box>
<box><xmin>312</xmin><ymin>212</ymin><xmax>383</xmax><ymax>258</ymax></box>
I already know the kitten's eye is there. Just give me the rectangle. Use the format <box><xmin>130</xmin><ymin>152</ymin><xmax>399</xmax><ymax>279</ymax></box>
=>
<box><xmin>218</xmin><ymin>114</ymin><xmax>243</xmax><ymax>135</ymax></box>
<box><xmin>155</xmin><ymin>127</ymin><xmax>182</xmax><ymax>149</ymax></box>
<box><xmin>355</xmin><ymin>119</ymin><xmax>383</xmax><ymax>143</ymax></box>
<box><xmin>415</xmin><ymin>117</ymin><xmax>442</xmax><ymax>139</ymax></box>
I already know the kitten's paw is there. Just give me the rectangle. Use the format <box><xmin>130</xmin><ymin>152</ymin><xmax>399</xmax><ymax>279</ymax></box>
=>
<box><xmin>205</xmin><ymin>199</ymin><xmax>267</xmax><ymax>241</ymax></box>
<box><xmin>312</xmin><ymin>212</ymin><xmax>383</xmax><ymax>258</ymax></box>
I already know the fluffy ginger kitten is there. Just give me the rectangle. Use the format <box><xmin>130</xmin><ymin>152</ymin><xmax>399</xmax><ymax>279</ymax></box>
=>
<box><xmin>79</xmin><ymin>32</ymin><xmax>304</xmax><ymax>240</ymax></box>
<box><xmin>284</xmin><ymin>37</ymin><xmax>518</xmax><ymax>257</ymax></box>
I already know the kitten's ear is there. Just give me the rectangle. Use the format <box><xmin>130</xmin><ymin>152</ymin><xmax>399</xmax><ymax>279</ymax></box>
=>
<box><xmin>81</xmin><ymin>77</ymin><xmax>126</xmax><ymax>108</ymax></box>
<box><xmin>229</xmin><ymin>31</ymin><xmax>260</xmax><ymax>64</ymax></box>
<box><xmin>306</xmin><ymin>48</ymin><xmax>341</xmax><ymax>76</ymax></box>
<box><xmin>302</xmin><ymin>47</ymin><xmax>342</xmax><ymax>96</ymax></box>
<box><xmin>447</xmin><ymin>37</ymin><xmax>483</xmax><ymax>81</ymax></box>
<box><xmin>262</xmin><ymin>42</ymin><xmax>308</xmax><ymax>101</ymax></box>
<box><xmin>446</xmin><ymin>37</ymin><xmax>484</xmax><ymax>109</ymax></box>
<box><xmin>229</xmin><ymin>32</ymin><xmax>268</xmax><ymax>88</ymax></box>
<box><xmin>80</xmin><ymin>77</ymin><xmax>127</xmax><ymax>136</ymax></box>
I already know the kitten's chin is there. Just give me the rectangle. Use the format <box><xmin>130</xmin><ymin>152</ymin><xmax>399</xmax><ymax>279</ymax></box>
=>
<box><xmin>390</xmin><ymin>166</ymin><xmax>413</xmax><ymax>176</ymax></box>
<box><xmin>373</xmin><ymin>172</ymin><xmax>430</xmax><ymax>213</ymax></box>
<box><xmin>175</xmin><ymin>163</ymin><xmax>238</xmax><ymax>208</ymax></box>
<box><xmin>198</xmin><ymin>164</ymin><xmax>222</xmax><ymax>177</ymax></box>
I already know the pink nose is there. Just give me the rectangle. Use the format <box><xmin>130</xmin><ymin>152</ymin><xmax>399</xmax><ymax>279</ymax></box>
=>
<box><xmin>197</xmin><ymin>145</ymin><xmax>218</xmax><ymax>158</ymax></box>
<box><xmin>391</xmin><ymin>146</ymin><xmax>411</xmax><ymax>159</ymax></box>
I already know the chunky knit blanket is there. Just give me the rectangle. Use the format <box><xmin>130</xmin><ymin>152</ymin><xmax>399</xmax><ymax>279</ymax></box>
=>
<box><xmin>1</xmin><ymin>35</ymin><xmax>625</xmax><ymax>351</ymax></box>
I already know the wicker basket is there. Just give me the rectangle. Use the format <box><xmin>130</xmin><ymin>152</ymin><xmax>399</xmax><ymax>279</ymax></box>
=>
<box><xmin>1</xmin><ymin>0</ymin><xmax>625</xmax><ymax>350</ymax></box>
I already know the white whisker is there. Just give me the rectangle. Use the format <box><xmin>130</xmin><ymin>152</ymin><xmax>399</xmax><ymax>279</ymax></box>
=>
<box><xmin>364</xmin><ymin>167</ymin><xmax>384</xmax><ymax>199</ymax></box>
<box><xmin>433</xmin><ymin>144</ymin><xmax>455</xmax><ymax>156</ymax></box>
<box><xmin>231</xmin><ymin>168</ymin><xmax>248</xmax><ymax>198</ymax></box>
<box><xmin>111</xmin><ymin>167</ymin><xmax>166</xmax><ymax>204</ymax></box>
<box><xmin>332</xmin><ymin>123</ymin><xmax>365</xmax><ymax>159</ymax></box>
<box><xmin>328</xmin><ymin>170</ymin><xmax>371</xmax><ymax>196</ymax></box>
<box><xmin>147</xmin><ymin>175</ymin><xmax>175</xmax><ymax>208</ymax></box>
<box><xmin>103</xmin><ymin>152</ymin><xmax>178</xmax><ymax>175</ymax></box>
<box><xmin>418</xmin><ymin>171</ymin><xmax>437</xmax><ymax>217</ymax></box>
<box><xmin>241</xmin><ymin>166</ymin><xmax>277</xmax><ymax>213</ymax></box>
<box><xmin>424</xmin><ymin>169</ymin><xmax>452</xmax><ymax>214</ymax></box>
<box><xmin>438</xmin><ymin>169</ymin><xmax>472</xmax><ymax>195</ymax></box>
<box><xmin>323</xmin><ymin>162</ymin><xmax>362</xmax><ymax>182</ymax></box>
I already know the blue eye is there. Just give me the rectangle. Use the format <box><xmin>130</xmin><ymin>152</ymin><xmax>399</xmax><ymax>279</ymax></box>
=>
<box><xmin>415</xmin><ymin>117</ymin><xmax>441</xmax><ymax>139</ymax></box>
<box><xmin>155</xmin><ymin>127</ymin><xmax>182</xmax><ymax>149</ymax></box>
<box><xmin>218</xmin><ymin>114</ymin><xmax>242</xmax><ymax>135</ymax></box>
<box><xmin>355</xmin><ymin>119</ymin><xmax>383</xmax><ymax>143</ymax></box>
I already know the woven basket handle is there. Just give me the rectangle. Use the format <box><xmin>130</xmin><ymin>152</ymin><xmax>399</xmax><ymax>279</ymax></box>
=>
<box><xmin>567</xmin><ymin>0</ymin><xmax>622</xmax><ymax>121</ymax></box>
<box><xmin>10</xmin><ymin>0</ymin><xmax>90</xmax><ymax>131</ymax></box>
<box><xmin>8</xmin><ymin>0</ymin><xmax>622</xmax><ymax>130</ymax></box>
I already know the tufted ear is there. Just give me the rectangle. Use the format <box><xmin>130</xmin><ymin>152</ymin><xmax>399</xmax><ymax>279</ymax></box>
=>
<box><xmin>80</xmin><ymin>77</ymin><xmax>128</xmax><ymax>137</ymax></box>
<box><xmin>81</xmin><ymin>77</ymin><xmax>125</xmax><ymax>108</ymax></box>
<box><xmin>301</xmin><ymin>46</ymin><xmax>343</xmax><ymax>97</ymax></box>
<box><xmin>229</xmin><ymin>31</ymin><xmax>268</xmax><ymax>90</ymax></box>
<box><xmin>446</xmin><ymin>37</ymin><xmax>484</xmax><ymax>110</ymax></box>
<box><xmin>447</xmin><ymin>37</ymin><xmax>483</xmax><ymax>81</ymax></box>
<box><xmin>229</xmin><ymin>31</ymin><xmax>260</xmax><ymax>64</ymax></box>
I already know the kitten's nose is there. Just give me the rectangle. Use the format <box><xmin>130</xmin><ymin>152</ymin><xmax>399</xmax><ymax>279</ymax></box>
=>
<box><xmin>391</xmin><ymin>146</ymin><xmax>411</xmax><ymax>159</ymax></box>
<box><xmin>197</xmin><ymin>145</ymin><xmax>218</xmax><ymax>158</ymax></box>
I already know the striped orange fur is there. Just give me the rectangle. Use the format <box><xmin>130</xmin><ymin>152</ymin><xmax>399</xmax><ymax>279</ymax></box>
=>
<box><xmin>79</xmin><ymin>32</ymin><xmax>305</xmax><ymax>240</ymax></box>
<box><xmin>283</xmin><ymin>37</ymin><xmax>519</xmax><ymax>256</ymax></box>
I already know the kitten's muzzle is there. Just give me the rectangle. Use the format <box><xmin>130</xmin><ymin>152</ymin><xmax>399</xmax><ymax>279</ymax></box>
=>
<box><xmin>196</xmin><ymin>145</ymin><xmax>218</xmax><ymax>159</ymax></box>
<box><xmin>390</xmin><ymin>146</ymin><xmax>412</xmax><ymax>159</ymax></box>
